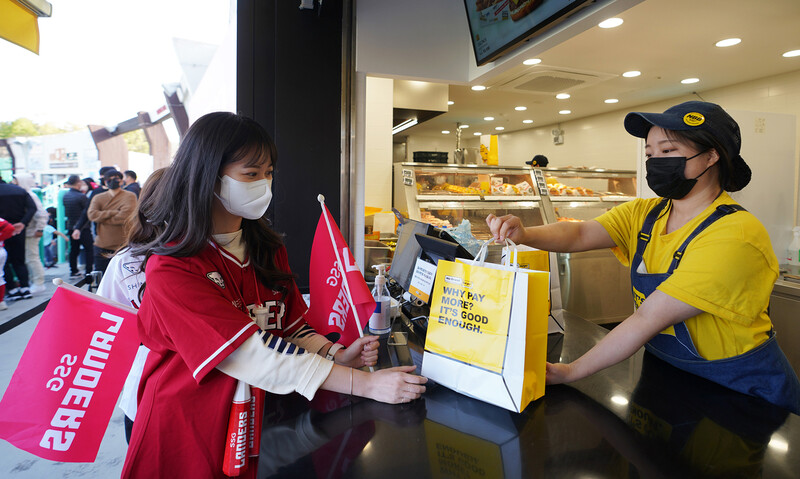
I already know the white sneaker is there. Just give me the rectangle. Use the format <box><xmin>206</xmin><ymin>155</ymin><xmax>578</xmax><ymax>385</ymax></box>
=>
<box><xmin>30</xmin><ymin>283</ymin><xmax>46</xmax><ymax>294</ymax></box>
<box><xmin>0</xmin><ymin>301</ymin><xmax>7</xmax><ymax>311</ymax></box>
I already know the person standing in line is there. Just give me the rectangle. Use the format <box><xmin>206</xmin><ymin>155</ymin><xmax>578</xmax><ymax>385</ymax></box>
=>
<box><xmin>63</xmin><ymin>175</ymin><xmax>94</xmax><ymax>279</ymax></box>
<box><xmin>0</xmin><ymin>180</ymin><xmax>36</xmax><ymax>300</ymax></box>
<box><xmin>122</xmin><ymin>112</ymin><xmax>426</xmax><ymax>478</ymax></box>
<box><xmin>123</xmin><ymin>170</ymin><xmax>141</xmax><ymax>198</ymax></box>
<box><xmin>487</xmin><ymin>101</ymin><xmax>800</xmax><ymax>414</ymax></box>
<box><xmin>11</xmin><ymin>173</ymin><xmax>49</xmax><ymax>294</ymax></box>
<box><xmin>87</xmin><ymin>169</ymin><xmax>137</xmax><ymax>274</ymax></box>
<box><xmin>0</xmin><ymin>217</ymin><xmax>17</xmax><ymax>310</ymax></box>
<box><xmin>42</xmin><ymin>207</ymin><xmax>69</xmax><ymax>268</ymax></box>
<box><xmin>96</xmin><ymin>167</ymin><xmax>167</xmax><ymax>444</ymax></box>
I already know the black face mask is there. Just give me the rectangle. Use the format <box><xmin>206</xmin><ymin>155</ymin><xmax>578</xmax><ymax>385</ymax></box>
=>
<box><xmin>107</xmin><ymin>179</ymin><xmax>121</xmax><ymax>190</ymax></box>
<box><xmin>645</xmin><ymin>151</ymin><xmax>711</xmax><ymax>199</ymax></box>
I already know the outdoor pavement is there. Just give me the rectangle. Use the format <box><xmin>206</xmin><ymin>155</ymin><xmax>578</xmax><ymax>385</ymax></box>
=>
<box><xmin>0</xmin><ymin>262</ymin><xmax>127</xmax><ymax>478</ymax></box>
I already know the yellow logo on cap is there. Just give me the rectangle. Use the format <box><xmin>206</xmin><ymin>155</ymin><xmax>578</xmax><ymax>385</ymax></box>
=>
<box><xmin>683</xmin><ymin>112</ymin><xmax>705</xmax><ymax>126</ymax></box>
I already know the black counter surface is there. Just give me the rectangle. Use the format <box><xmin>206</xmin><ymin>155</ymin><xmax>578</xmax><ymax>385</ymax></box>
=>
<box><xmin>257</xmin><ymin>313</ymin><xmax>799</xmax><ymax>478</ymax></box>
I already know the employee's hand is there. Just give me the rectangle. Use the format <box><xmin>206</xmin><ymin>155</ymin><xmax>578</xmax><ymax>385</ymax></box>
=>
<box><xmin>486</xmin><ymin>214</ymin><xmax>526</xmax><ymax>244</ymax></box>
<box><xmin>71</xmin><ymin>229</ymin><xmax>81</xmax><ymax>240</ymax></box>
<box><xmin>336</xmin><ymin>336</ymin><xmax>379</xmax><ymax>368</ymax></box>
<box><xmin>358</xmin><ymin>365</ymin><xmax>427</xmax><ymax>404</ymax></box>
<box><xmin>545</xmin><ymin>361</ymin><xmax>575</xmax><ymax>385</ymax></box>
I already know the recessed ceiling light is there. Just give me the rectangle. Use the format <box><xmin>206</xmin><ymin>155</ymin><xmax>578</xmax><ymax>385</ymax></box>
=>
<box><xmin>515</xmin><ymin>106</ymin><xmax>527</xmax><ymax>111</ymax></box>
<box><xmin>622</xmin><ymin>71</ymin><xmax>641</xmax><ymax>78</ymax></box>
<box><xmin>715</xmin><ymin>38</ymin><xmax>741</xmax><ymax>47</ymax></box>
<box><xmin>483</xmin><ymin>116</ymin><xmax>494</xmax><ymax>121</ymax></box>
<box><xmin>523</xmin><ymin>58</ymin><xmax>541</xmax><ymax>65</ymax></box>
<box><xmin>459</xmin><ymin>124</ymin><xmax>469</xmax><ymax>129</ymax></box>
<box><xmin>604</xmin><ymin>98</ymin><xmax>619</xmax><ymax>104</ymax></box>
<box><xmin>447</xmin><ymin>100</ymin><xmax>454</xmax><ymax>105</ymax></box>
<box><xmin>559</xmin><ymin>110</ymin><xmax>572</xmax><ymax>115</ymax></box>
<box><xmin>473</xmin><ymin>132</ymin><xmax>482</xmax><ymax>136</ymax></box>
<box><xmin>556</xmin><ymin>93</ymin><xmax>570</xmax><ymax>100</ymax></box>
<box><xmin>495</xmin><ymin>126</ymin><xmax>505</xmax><ymax>131</ymax></box>
<box><xmin>598</xmin><ymin>18</ymin><xmax>623</xmax><ymax>29</ymax></box>
<box><xmin>441</xmin><ymin>130</ymin><xmax>450</xmax><ymax>134</ymax></box>
<box><xmin>522</xmin><ymin>119</ymin><xmax>533</xmax><ymax>124</ymax></box>
<box><xmin>783</xmin><ymin>49</ymin><xmax>800</xmax><ymax>58</ymax></box>
<box><xmin>471</xmin><ymin>85</ymin><xmax>486</xmax><ymax>91</ymax></box>
<box><xmin>681</xmin><ymin>78</ymin><xmax>700</xmax><ymax>84</ymax></box>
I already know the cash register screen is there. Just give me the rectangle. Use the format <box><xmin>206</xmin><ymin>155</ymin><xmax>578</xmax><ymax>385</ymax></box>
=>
<box><xmin>388</xmin><ymin>218</ymin><xmax>433</xmax><ymax>293</ymax></box>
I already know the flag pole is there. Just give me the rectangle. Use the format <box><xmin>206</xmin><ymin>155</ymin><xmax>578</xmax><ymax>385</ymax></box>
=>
<box><xmin>317</xmin><ymin>195</ymin><xmax>374</xmax><ymax>372</ymax></box>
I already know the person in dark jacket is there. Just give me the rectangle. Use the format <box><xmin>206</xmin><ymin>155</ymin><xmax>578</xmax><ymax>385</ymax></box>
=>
<box><xmin>0</xmin><ymin>181</ymin><xmax>36</xmax><ymax>300</ymax></box>
<box><xmin>123</xmin><ymin>170</ymin><xmax>141</xmax><ymax>198</ymax></box>
<box><xmin>63</xmin><ymin>175</ymin><xmax>94</xmax><ymax>279</ymax></box>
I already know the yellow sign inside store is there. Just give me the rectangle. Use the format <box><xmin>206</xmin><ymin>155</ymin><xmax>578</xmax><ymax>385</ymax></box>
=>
<box><xmin>425</xmin><ymin>260</ymin><xmax>512</xmax><ymax>374</ymax></box>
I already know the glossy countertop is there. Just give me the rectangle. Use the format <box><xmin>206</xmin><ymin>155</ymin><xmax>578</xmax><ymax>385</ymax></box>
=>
<box><xmin>256</xmin><ymin>313</ymin><xmax>799</xmax><ymax>478</ymax></box>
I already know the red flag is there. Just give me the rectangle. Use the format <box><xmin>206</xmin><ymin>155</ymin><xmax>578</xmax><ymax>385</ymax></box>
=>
<box><xmin>0</xmin><ymin>283</ymin><xmax>139</xmax><ymax>462</ymax></box>
<box><xmin>306</xmin><ymin>199</ymin><xmax>375</xmax><ymax>347</ymax></box>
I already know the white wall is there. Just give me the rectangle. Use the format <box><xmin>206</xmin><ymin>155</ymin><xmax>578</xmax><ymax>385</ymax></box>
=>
<box><xmin>364</xmin><ymin>77</ymin><xmax>394</xmax><ymax>210</ymax></box>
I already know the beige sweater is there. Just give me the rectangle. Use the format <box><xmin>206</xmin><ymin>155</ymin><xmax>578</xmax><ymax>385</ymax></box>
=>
<box><xmin>87</xmin><ymin>189</ymin><xmax>137</xmax><ymax>250</ymax></box>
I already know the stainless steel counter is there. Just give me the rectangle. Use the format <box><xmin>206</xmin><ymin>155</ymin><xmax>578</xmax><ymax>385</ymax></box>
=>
<box><xmin>256</xmin><ymin>313</ymin><xmax>799</xmax><ymax>478</ymax></box>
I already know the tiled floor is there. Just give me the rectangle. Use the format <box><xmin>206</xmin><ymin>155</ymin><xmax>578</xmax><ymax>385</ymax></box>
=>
<box><xmin>0</xmin><ymin>263</ymin><xmax>128</xmax><ymax>477</ymax></box>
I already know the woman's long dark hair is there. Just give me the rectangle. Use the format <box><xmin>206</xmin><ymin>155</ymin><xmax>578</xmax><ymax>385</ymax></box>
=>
<box><xmin>129</xmin><ymin>112</ymin><xmax>292</xmax><ymax>289</ymax></box>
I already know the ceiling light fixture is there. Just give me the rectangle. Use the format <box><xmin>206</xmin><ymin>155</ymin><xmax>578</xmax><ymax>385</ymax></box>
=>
<box><xmin>681</xmin><ymin>78</ymin><xmax>700</xmax><ymax>84</ymax></box>
<box><xmin>622</xmin><ymin>71</ymin><xmax>641</xmax><ymax>78</ymax></box>
<box><xmin>556</xmin><ymin>93</ymin><xmax>570</xmax><ymax>99</ymax></box>
<box><xmin>495</xmin><ymin>126</ymin><xmax>504</xmax><ymax>131</ymax></box>
<box><xmin>484</xmin><ymin>116</ymin><xmax>495</xmax><ymax>121</ymax></box>
<box><xmin>447</xmin><ymin>100</ymin><xmax>454</xmax><ymax>105</ymax></box>
<box><xmin>522</xmin><ymin>119</ymin><xmax>533</xmax><ymax>124</ymax></box>
<box><xmin>559</xmin><ymin>110</ymin><xmax>572</xmax><ymax>115</ymax></box>
<box><xmin>515</xmin><ymin>106</ymin><xmax>527</xmax><ymax>111</ymax></box>
<box><xmin>471</xmin><ymin>85</ymin><xmax>486</xmax><ymax>91</ymax></box>
<box><xmin>459</xmin><ymin>124</ymin><xmax>469</xmax><ymax>129</ymax></box>
<box><xmin>604</xmin><ymin>98</ymin><xmax>619</xmax><ymax>104</ymax></box>
<box><xmin>523</xmin><ymin>58</ymin><xmax>541</xmax><ymax>65</ymax></box>
<box><xmin>392</xmin><ymin>118</ymin><xmax>418</xmax><ymax>135</ymax></box>
<box><xmin>598</xmin><ymin>18</ymin><xmax>623</xmax><ymax>28</ymax></box>
<box><xmin>473</xmin><ymin>132</ymin><xmax>482</xmax><ymax>136</ymax></box>
<box><xmin>783</xmin><ymin>49</ymin><xmax>800</xmax><ymax>58</ymax></box>
<box><xmin>715</xmin><ymin>38</ymin><xmax>741</xmax><ymax>47</ymax></box>
<box><xmin>441</xmin><ymin>130</ymin><xmax>450</xmax><ymax>134</ymax></box>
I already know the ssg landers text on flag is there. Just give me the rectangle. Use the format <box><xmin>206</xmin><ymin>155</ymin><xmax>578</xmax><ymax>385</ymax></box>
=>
<box><xmin>0</xmin><ymin>282</ymin><xmax>139</xmax><ymax>462</ymax></box>
<box><xmin>304</xmin><ymin>195</ymin><xmax>375</xmax><ymax>347</ymax></box>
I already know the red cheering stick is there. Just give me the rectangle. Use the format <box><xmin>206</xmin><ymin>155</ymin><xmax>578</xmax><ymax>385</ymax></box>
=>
<box><xmin>222</xmin><ymin>380</ymin><xmax>251</xmax><ymax>476</ymax></box>
<box><xmin>247</xmin><ymin>386</ymin><xmax>264</xmax><ymax>458</ymax></box>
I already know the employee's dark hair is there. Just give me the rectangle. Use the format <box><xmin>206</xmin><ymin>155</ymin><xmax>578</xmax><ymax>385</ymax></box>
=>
<box><xmin>124</xmin><ymin>170</ymin><xmax>137</xmax><ymax>181</ymax></box>
<box><xmin>130</xmin><ymin>112</ymin><xmax>291</xmax><ymax>289</ymax></box>
<box><xmin>663</xmin><ymin>128</ymin><xmax>734</xmax><ymax>191</ymax></box>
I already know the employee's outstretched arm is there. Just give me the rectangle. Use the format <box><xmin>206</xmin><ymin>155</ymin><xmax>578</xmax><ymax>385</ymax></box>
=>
<box><xmin>546</xmin><ymin>290</ymin><xmax>703</xmax><ymax>384</ymax></box>
<box><xmin>486</xmin><ymin>214</ymin><xmax>616</xmax><ymax>252</ymax></box>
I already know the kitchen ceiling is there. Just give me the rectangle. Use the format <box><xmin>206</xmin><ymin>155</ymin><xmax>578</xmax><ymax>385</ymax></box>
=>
<box><xmin>399</xmin><ymin>0</ymin><xmax>800</xmax><ymax>139</ymax></box>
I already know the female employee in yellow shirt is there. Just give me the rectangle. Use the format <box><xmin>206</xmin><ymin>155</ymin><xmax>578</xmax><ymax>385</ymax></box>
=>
<box><xmin>487</xmin><ymin>101</ymin><xmax>800</xmax><ymax>413</ymax></box>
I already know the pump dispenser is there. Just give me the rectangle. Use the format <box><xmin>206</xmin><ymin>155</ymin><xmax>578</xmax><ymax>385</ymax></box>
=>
<box><xmin>788</xmin><ymin>227</ymin><xmax>800</xmax><ymax>266</ymax></box>
<box><xmin>369</xmin><ymin>264</ymin><xmax>392</xmax><ymax>334</ymax></box>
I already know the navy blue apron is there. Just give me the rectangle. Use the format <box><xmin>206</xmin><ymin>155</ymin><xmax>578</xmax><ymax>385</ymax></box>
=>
<box><xmin>631</xmin><ymin>199</ymin><xmax>800</xmax><ymax>414</ymax></box>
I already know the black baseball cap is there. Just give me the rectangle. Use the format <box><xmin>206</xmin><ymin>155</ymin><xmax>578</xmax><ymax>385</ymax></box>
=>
<box><xmin>624</xmin><ymin>101</ymin><xmax>751</xmax><ymax>191</ymax></box>
<box><xmin>526</xmin><ymin>154</ymin><xmax>549</xmax><ymax>167</ymax></box>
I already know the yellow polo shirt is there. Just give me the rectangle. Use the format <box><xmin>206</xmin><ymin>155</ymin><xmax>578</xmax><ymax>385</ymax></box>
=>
<box><xmin>595</xmin><ymin>193</ymin><xmax>778</xmax><ymax>360</ymax></box>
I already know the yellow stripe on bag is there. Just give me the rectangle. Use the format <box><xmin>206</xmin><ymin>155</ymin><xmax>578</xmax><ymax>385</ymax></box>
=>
<box><xmin>425</xmin><ymin>260</ymin><xmax>513</xmax><ymax>374</ymax></box>
<box><xmin>521</xmin><ymin>270</ymin><xmax>550</xmax><ymax>405</ymax></box>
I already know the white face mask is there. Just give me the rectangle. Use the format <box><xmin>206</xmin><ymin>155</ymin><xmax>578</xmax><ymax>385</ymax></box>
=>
<box><xmin>215</xmin><ymin>175</ymin><xmax>273</xmax><ymax>220</ymax></box>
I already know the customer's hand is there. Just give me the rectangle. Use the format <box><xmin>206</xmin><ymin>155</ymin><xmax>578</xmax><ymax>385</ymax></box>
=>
<box><xmin>358</xmin><ymin>365</ymin><xmax>427</xmax><ymax>404</ymax></box>
<box><xmin>486</xmin><ymin>214</ymin><xmax>527</xmax><ymax>244</ymax></box>
<box><xmin>336</xmin><ymin>336</ymin><xmax>379</xmax><ymax>368</ymax></box>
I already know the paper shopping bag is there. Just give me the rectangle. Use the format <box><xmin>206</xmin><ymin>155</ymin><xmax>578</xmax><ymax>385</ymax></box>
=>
<box><xmin>502</xmin><ymin>244</ymin><xmax>564</xmax><ymax>335</ymax></box>
<box><xmin>421</xmin><ymin>241</ymin><xmax>549</xmax><ymax>412</ymax></box>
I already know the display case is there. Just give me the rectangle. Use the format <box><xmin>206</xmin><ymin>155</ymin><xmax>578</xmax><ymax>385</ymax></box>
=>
<box><xmin>393</xmin><ymin>163</ymin><xmax>638</xmax><ymax>324</ymax></box>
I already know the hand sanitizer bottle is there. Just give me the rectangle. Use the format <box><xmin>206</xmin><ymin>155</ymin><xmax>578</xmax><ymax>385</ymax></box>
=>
<box><xmin>369</xmin><ymin>264</ymin><xmax>392</xmax><ymax>334</ymax></box>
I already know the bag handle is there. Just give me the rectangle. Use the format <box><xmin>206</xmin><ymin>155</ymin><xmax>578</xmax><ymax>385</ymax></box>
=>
<box><xmin>501</xmin><ymin>239</ymin><xmax>520</xmax><ymax>270</ymax></box>
<box><xmin>471</xmin><ymin>238</ymin><xmax>519</xmax><ymax>269</ymax></box>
